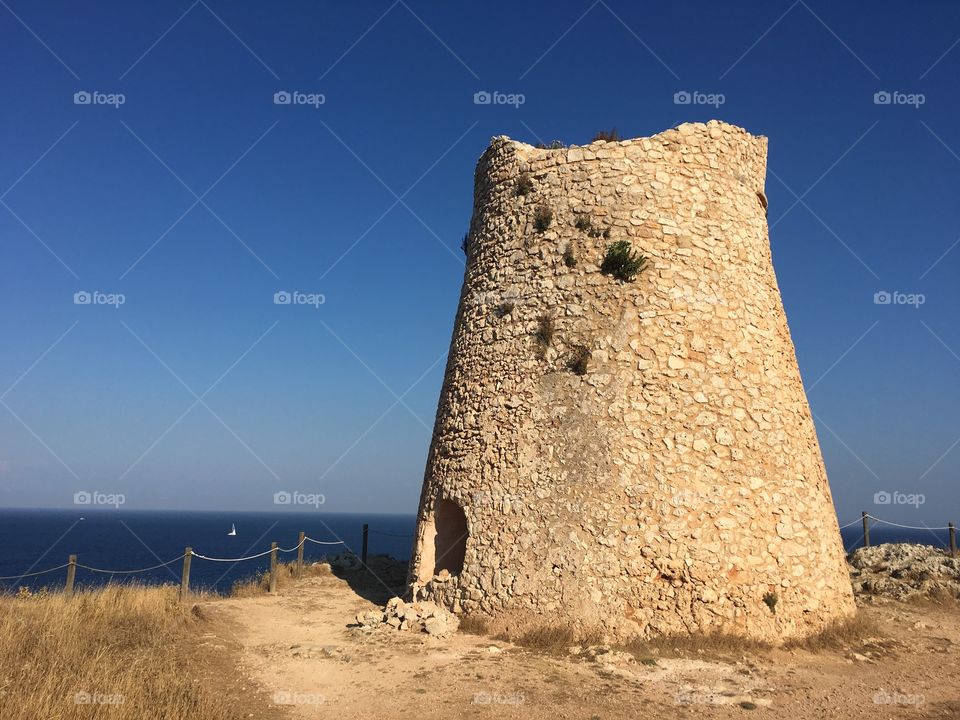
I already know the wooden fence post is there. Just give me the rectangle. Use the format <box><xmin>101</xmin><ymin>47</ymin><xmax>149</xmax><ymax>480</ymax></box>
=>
<box><xmin>950</xmin><ymin>523</ymin><xmax>957</xmax><ymax>559</ymax></box>
<box><xmin>179</xmin><ymin>547</ymin><xmax>192</xmax><ymax>601</ymax></box>
<box><xmin>361</xmin><ymin>523</ymin><xmax>369</xmax><ymax>565</ymax></box>
<box><xmin>269</xmin><ymin>542</ymin><xmax>278</xmax><ymax>593</ymax></box>
<box><xmin>862</xmin><ymin>512</ymin><xmax>870</xmax><ymax>548</ymax></box>
<box><xmin>65</xmin><ymin>554</ymin><xmax>77</xmax><ymax>598</ymax></box>
<box><xmin>296</xmin><ymin>532</ymin><xmax>305</xmax><ymax>577</ymax></box>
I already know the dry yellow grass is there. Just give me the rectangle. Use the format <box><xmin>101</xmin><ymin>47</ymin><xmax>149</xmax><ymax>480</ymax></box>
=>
<box><xmin>455</xmin><ymin>613</ymin><xmax>492</xmax><ymax>636</ymax></box>
<box><xmin>781</xmin><ymin>614</ymin><xmax>880</xmax><ymax>651</ymax></box>
<box><xmin>486</xmin><ymin>613</ymin><xmax>882</xmax><ymax>660</ymax></box>
<box><xmin>493</xmin><ymin>624</ymin><xmax>607</xmax><ymax>653</ymax></box>
<box><xmin>230</xmin><ymin>561</ymin><xmax>331</xmax><ymax>597</ymax></box>
<box><xmin>626</xmin><ymin>632</ymin><xmax>772</xmax><ymax>659</ymax></box>
<box><xmin>0</xmin><ymin>584</ymin><xmax>254</xmax><ymax>720</ymax></box>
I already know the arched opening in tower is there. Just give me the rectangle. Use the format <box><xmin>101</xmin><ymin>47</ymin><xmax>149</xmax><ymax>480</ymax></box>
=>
<box><xmin>431</xmin><ymin>498</ymin><xmax>467</xmax><ymax>576</ymax></box>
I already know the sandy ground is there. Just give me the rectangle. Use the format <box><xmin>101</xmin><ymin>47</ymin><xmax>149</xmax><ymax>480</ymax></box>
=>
<box><xmin>199</xmin><ymin>571</ymin><xmax>960</xmax><ymax>720</ymax></box>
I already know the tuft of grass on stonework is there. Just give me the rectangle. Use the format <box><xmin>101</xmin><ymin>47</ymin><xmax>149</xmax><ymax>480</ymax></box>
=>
<box><xmin>494</xmin><ymin>301</ymin><xmax>515</xmax><ymax>318</ymax></box>
<box><xmin>563</xmin><ymin>246</ymin><xmax>577</xmax><ymax>268</ymax></box>
<box><xmin>574</xmin><ymin>214</ymin><xmax>593</xmax><ymax>232</ymax></box>
<box><xmin>600</xmin><ymin>240</ymin><xmax>647</xmax><ymax>282</ymax></box>
<box><xmin>762</xmin><ymin>591</ymin><xmax>778</xmax><ymax>614</ymax></box>
<box><xmin>516</xmin><ymin>172</ymin><xmax>534</xmax><ymax>196</ymax></box>
<box><xmin>568</xmin><ymin>345</ymin><xmax>590</xmax><ymax>376</ymax></box>
<box><xmin>534</xmin><ymin>315</ymin><xmax>555</xmax><ymax>356</ymax></box>
<box><xmin>533</xmin><ymin>204</ymin><xmax>553</xmax><ymax>232</ymax></box>
<box><xmin>591</xmin><ymin>128</ymin><xmax>620</xmax><ymax>143</ymax></box>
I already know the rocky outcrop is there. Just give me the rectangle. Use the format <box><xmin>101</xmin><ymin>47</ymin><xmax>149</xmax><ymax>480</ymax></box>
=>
<box><xmin>849</xmin><ymin>544</ymin><xmax>960</xmax><ymax>602</ymax></box>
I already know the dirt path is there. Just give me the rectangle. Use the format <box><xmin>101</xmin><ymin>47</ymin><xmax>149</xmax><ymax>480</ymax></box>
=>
<box><xmin>201</xmin><ymin>572</ymin><xmax>960</xmax><ymax>719</ymax></box>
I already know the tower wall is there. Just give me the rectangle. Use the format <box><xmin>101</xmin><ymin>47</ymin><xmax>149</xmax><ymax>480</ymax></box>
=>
<box><xmin>408</xmin><ymin>121</ymin><xmax>855</xmax><ymax>641</ymax></box>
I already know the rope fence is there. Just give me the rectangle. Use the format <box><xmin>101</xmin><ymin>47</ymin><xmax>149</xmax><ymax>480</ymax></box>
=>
<box><xmin>862</xmin><ymin>515</ymin><xmax>953</xmax><ymax>531</ymax></box>
<box><xmin>192</xmin><ymin>548</ymin><xmax>276</xmax><ymax>563</ymax></box>
<box><xmin>76</xmin><ymin>556</ymin><xmax>186</xmax><ymax>574</ymax></box>
<box><xmin>0</xmin><ymin>563</ymin><xmax>71</xmax><ymax>581</ymax></box>
<box><xmin>851</xmin><ymin>512</ymin><xmax>957</xmax><ymax>554</ymax></box>
<box><xmin>304</xmin><ymin>536</ymin><xmax>350</xmax><ymax>545</ymax></box>
<box><xmin>3</xmin><ymin>514</ymin><xmax>952</xmax><ymax>592</ymax></box>
<box><xmin>0</xmin><ymin>529</ymin><xmax>358</xmax><ymax>598</ymax></box>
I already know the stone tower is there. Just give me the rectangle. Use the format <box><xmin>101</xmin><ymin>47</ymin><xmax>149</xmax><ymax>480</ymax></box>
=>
<box><xmin>408</xmin><ymin>121</ymin><xmax>855</xmax><ymax>642</ymax></box>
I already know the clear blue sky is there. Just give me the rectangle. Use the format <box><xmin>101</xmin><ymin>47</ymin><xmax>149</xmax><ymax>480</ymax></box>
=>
<box><xmin>0</xmin><ymin>0</ymin><xmax>958</xmax><ymax>524</ymax></box>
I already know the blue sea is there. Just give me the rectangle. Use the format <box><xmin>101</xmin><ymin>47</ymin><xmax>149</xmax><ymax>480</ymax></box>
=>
<box><xmin>0</xmin><ymin>509</ymin><xmax>416</xmax><ymax>594</ymax></box>
<box><xmin>0</xmin><ymin>509</ymin><xmax>952</xmax><ymax>594</ymax></box>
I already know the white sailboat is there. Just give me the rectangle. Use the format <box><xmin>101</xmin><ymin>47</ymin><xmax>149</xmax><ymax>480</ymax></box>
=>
<box><xmin>228</xmin><ymin>523</ymin><xmax>237</xmax><ymax>536</ymax></box>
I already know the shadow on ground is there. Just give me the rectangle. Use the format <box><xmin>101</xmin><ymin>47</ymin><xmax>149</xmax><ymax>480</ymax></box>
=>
<box><xmin>330</xmin><ymin>554</ymin><xmax>408</xmax><ymax>605</ymax></box>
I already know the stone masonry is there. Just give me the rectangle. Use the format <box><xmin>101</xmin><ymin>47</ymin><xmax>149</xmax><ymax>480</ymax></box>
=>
<box><xmin>407</xmin><ymin>121</ymin><xmax>856</xmax><ymax>642</ymax></box>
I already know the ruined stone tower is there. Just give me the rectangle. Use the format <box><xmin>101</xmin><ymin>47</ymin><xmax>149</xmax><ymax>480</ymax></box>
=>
<box><xmin>408</xmin><ymin>121</ymin><xmax>855</xmax><ymax>642</ymax></box>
